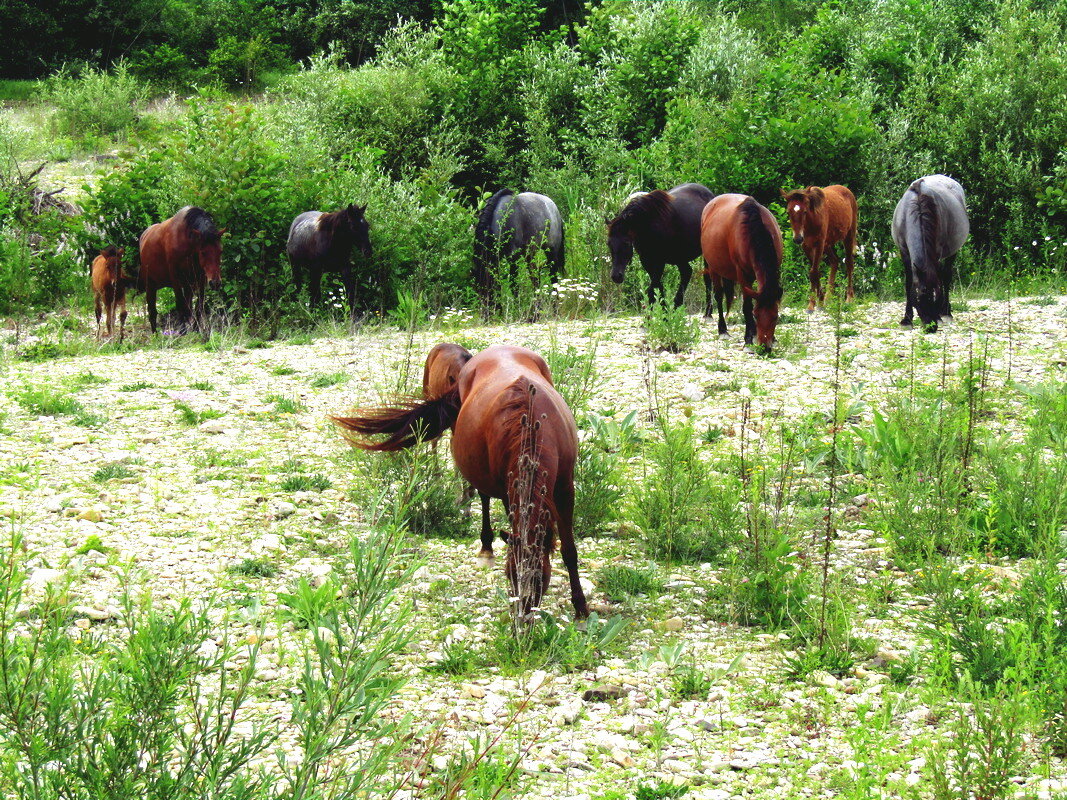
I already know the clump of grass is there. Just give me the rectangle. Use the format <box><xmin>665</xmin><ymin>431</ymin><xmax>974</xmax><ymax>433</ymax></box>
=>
<box><xmin>14</xmin><ymin>386</ymin><xmax>83</xmax><ymax>417</ymax></box>
<box><xmin>596</xmin><ymin>564</ymin><xmax>663</xmax><ymax>601</ymax></box>
<box><xmin>174</xmin><ymin>401</ymin><xmax>223</xmax><ymax>426</ymax></box>
<box><xmin>424</xmin><ymin>638</ymin><xmax>476</xmax><ymax>676</ymax></box>
<box><xmin>267</xmin><ymin>395</ymin><xmax>305</xmax><ymax>414</ymax></box>
<box><xmin>272</xmin><ymin>365</ymin><xmax>297</xmax><ymax>376</ymax></box>
<box><xmin>75</xmin><ymin>535</ymin><xmax>107</xmax><ymax>555</ymax></box>
<box><xmin>227</xmin><ymin>558</ymin><xmax>278</xmax><ymax>579</ymax></box>
<box><xmin>310</xmin><ymin>372</ymin><xmax>349</xmax><ymax>388</ymax></box>
<box><xmin>92</xmin><ymin>462</ymin><xmax>134</xmax><ymax>483</ymax></box>
<box><xmin>120</xmin><ymin>382</ymin><xmax>153</xmax><ymax>392</ymax></box>
<box><xmin>644</xmin><ymin>302</ymin><xmax>700</xmax><ymax>353</ymax></box>
<box><xmin>483</xmin><ymin>612</ymin><xmax>626</xmax><ymax>674</ymax></box>
<box><xmin>193</xmin><ymin>449</ymin><xmax>246</xmax><ymax>469</ymax></box>
<box><xmin>189</xmin><ymin>381</ymin><xmax>214</xmax><ymax>391</ymax></box>
<box><xmin>280</xmin><ymin>473</ymin><xmax>333</xmax><ymax>493</ymax></box>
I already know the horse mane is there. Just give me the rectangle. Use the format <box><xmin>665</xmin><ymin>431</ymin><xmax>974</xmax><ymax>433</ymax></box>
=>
<box><xmin>331</xmin><ymin>387</ymin><xmax>461</xmax><ymax>451</ymax></box>
<box><xmin>805</xmin><ymin>186</ymin><xmax>825</xmax><ymax>212</ymax></box>
<box><xmin>908</xmin><ymin>179</ymin><xmax>941</xmax><ymax>267</ymax></box>
<box><xmin>185</xmin><ymin>207</ymin><xmax>221</xmax><ymax>244</ymax></box>
<box><xmin>610</xmin><ymin>189</ymin><xmax>675</xmax><ymax>232</ymax></box>
<box><xmin>739</xmin><ymin>197</ymin><xmax>781</xmax><ymax>306</ymax></box>
<box><xmin>100</xmin><ymin>245</ymin><xmax>120</xmax><ymax>259</ymax></box>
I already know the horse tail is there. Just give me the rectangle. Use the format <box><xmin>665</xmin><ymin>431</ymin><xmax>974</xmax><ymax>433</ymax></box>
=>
<box><xmin>474</xmin><ymin>189</ymin><xmax>514</xmax><ymax>293</ymax></box>
<box><xmin>502</xmin><ymin>378</ymin><xmax>558</xmax><ymax>607</ymax></box>
<box><xmin>739</xmin><ymin>197</ymin><xmax>781</xmax><ymax>305</ymax></box>
<box><xmin>331</xmin><ymin>387</ymin><xmax>461</xmax><ymax>451</ymax></box>
<box><xmin>907</xmin><ymin>181</ymin><xmax>941</xmax><ymax>269</ymax></box>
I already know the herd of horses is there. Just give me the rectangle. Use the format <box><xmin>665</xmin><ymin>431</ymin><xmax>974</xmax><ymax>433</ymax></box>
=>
<box><xmin>89</xmin><ymin>174</ymin><xmax>970</xmax><ymax>348</ymax></box>
<box><xmin>79</xmin><ymin>175</ymin><xmax>974</xmax><ymax>619</ymax></box>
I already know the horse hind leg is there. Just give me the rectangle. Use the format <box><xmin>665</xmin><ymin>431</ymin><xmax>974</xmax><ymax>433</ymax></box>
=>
<box><xmin>118</xmin><ymin>296</ymin><xmax>127</xmax><ymax>343</ymax></box>
<box><xmin>554</xmin><ymin>481</ymin><xmax>589</xmax><ymax>619</ymax></box>
<box><xmin>476</xmin><ymin>492</ymin><xmax>495</xmax><ymax>567</ymax></box>
<box><xmin>673</xmin><ymin>262</ymin><xmax>692</xmax><ymax>309</ymax></box>
<box><xmin>900</xmin><ymin>249</ymin><xmax>915</xmax><ymax>326</ymax></box>
<box><xmin>844</xmin><ymin>226</ymin><xmax>857</xmax><ymax>302</ymax></box>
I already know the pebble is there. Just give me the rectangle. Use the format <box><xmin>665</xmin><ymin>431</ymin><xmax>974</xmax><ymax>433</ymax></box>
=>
<box><xmin>582</xmin><ymin>684</ymin><xmax>625</xmax><ymax>702</ymax></box>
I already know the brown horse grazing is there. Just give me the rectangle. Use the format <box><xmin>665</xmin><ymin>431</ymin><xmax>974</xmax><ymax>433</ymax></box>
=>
<box><xmin>90</xmin><ymin>246</ymin><xmax>128</xmax><ymax>341</ymax></box>
<box><xmin>333</xmin><ymin>345</ymin><xmax>589</xmax><ymax>620</ymax></box>
<box><xmin>700</xmin><ymin>194</ymin><xmax>784</xmax><ymax>351</ymax></box>
<box><xmin>423</xmin><ymin>343</ymin><xmax>474</xmax><ymax>400</ymax></box>
<box><xmin>137</xmin><ymin>207</ymin><xmax>225</xmax><ymax>333</ymax></box>
<box><xmin>780</xmin><ymin>185</ymin><xmax>858</xmax><ymax>310</ymax></box>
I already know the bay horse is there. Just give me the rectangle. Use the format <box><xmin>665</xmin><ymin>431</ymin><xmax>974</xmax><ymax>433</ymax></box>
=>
<box><xmin>90</xmin><ymin>246</ymin><xmax>129</xmax><ymax>341</ymax></box>
<box><xmin>333</xmin><ymin>345</ymin><xmax>589</xmax><ymax>620</ymax></box>
<box><xmin>780</xmin><ymin>185</ymin><xmax>858</xmax><ymax>310</ymax></box>
<box><xmin>700</xmin><ymin>194</ymin><xmax>784</xmax><ymax>351</ymax></box>
<box><xmin>473</xmin><ymin>190</ymin><xmax>564</xmax><ymax>304</ymax></box>
<box><xmin>892</xmin><ymin>175</ymin><xmax>969</xmax><ymax>331</ymax></box>
<box><xmin>287</xmin><ymin>204</ymin><xmax>372</xmax><ymax>316</ymax></box>
<box><xmin>137</xmin><ymin>207</ymin><xmax>224</xmax><ymax>333</ymax></box>
<box><xmin>607</xmin><ymin>183</ymin><xmax>715</xmax><ymax>313</ymax></box>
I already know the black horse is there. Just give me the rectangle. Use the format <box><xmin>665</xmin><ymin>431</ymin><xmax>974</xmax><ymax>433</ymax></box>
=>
<box><xmin>473</xmin><ymin>190</ymin><xmax>564</xmax><ymax>304</ymax></box>
<box><xmin>286</xmin><ymin>204</ymin><xmax>372</xmax><ymax>315</ymax></box>
<box><xmin>607</xmin><ymin>183</ymin><xmax>716</xmax><ymax>313</ymax></box>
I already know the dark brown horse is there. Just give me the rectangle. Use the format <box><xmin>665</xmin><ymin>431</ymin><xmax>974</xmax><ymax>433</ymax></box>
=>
<box><xmin>780</xmin><ymin>185</ymin><xmax>858</xmax><ymax>310</ymax></box>
<box><xmin>333</xmin><ymin>345</ymin><xmax>589</xmax><ymax>620</ymax></box>
<box><xmin>90</xmin><ymin>246</ymin><xmax>128</xmax><ymax>341</ymax></box>
<box><xmin>423</xmin><ymin>343</ymin><xmax>474</xmax><ymax>400</ymax></box>
<box><xmin>607</xmin><ymin>183</ymin><xmax>715</xmax><ymax>313</ymax></box>
<box><xmin>287</xmin><ymin>204</ymin><xmax>372</xmax><ymax>316</ymax></box>
<box><xmin>138</xmin><ymin>207</ymin><xmax>224</xmax><ymax>333</ymax></box>
<box><xmin>701</xmin><ymin>194</ymin><xmax>784</xmax><ymax>351</ymax></box>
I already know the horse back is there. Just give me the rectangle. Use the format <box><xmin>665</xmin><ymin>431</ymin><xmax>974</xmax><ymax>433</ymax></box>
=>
<box><xmin>452</xmin><ymin>346</ymin><xmax>575</xmax><ymax>498</ymax></box>
<box><xmin>287</xmin><ymin>211</ymin><xmax>327</xmax><ymax>260</ymax></box>
<box><xmin>138</xmin><ymin>212</ymin><xmax>197</xmax><ymax>290</ymax></box>
<box><xmin>814</xmin><ymin>185</ymin><xmax>858</xmax><ymax>244</ymax></box>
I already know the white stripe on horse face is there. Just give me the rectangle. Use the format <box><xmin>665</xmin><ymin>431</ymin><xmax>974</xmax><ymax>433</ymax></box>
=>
<box><xmin>793</xmin><ymin>204</ymin><xmax>801</xmax><ymax>213</ymax></box>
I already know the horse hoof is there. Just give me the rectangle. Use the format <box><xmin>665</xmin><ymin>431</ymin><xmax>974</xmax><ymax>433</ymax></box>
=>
<box><xmin>899</xmin><ymin>318</ymin><xmax>913</xmax><ymax>327</ymax></box>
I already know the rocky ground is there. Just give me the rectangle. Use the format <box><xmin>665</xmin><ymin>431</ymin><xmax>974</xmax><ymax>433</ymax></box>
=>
<box><xmin>2</xmin><ymin>295</ymin><xmax>1066</xmax><ymax>799</ymax></box>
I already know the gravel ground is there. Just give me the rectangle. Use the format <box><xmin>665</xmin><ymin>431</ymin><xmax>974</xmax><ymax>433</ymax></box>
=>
<box><xmin>2</xmin><ymin>296</ymin><xmax>1066</xmax><ymax>799</ymax></box>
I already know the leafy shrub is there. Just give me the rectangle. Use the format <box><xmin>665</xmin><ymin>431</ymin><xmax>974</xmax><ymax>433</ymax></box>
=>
<box><xmin>597</xmin><ymin>564</ymin><xmax>663</xmax><ymax>601</ymax></box>
<box><xmin>630</xmin><ymin>415</ymin><xmax>742</xmax><ymax>563</ymax></box>
<box><xmin>37</xmin><ymin>62</ymin><xmax>148</xmax><ymax>139</ymax></box>
<box><xmin>644</xmin><ymin>301</ymin><xmax>701</xmax><ymax>353</ymax></box>
<box><xmin>484</xmin><ymin>611</ymin><xmax>626</xmax><ymax>674</ymax></box>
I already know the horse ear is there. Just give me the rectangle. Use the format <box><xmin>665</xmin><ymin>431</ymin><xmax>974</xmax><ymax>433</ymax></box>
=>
<box><xmin>218</xmin><ymin>228</ymin><xmax>228</xmax><ymax>237</ymax></box>
<box><xmin>357</xmin><ymin>204</ymin><xmax>366</xmax><ymax>215</ymax></box>
<box><xmin>779</xmin><ymin>188</ymin><xmax>787</xmax><ymax>199</ymax></box>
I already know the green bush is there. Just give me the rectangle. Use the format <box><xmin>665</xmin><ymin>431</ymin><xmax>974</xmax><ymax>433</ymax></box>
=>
<box><xmin>37</xmin><ymin>62</ymin><xmax>148</xmax><ymax>140</ymax></box>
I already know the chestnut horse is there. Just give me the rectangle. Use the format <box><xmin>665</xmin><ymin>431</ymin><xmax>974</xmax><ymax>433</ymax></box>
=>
<box><xmin>137</xmin><ymin>207</ymin><xmax>224</xmax><ymax>333</ymax></box>
<box><xmin>607</xmin><ymin>183</ymin><xmax>716</xmax><ymax>313</ymax></box>
<box><xmin>90</xmin><ymin>246</ymin><xmax>128</xmax><ymax>341</ymax></box>
<box><xmin>423</xmin><ymin>343</ymin><xmax>474</xmax><ymax>400</ymax></box>
<box><xmin>333</xmin><ymin>345</ymin><xmax>589</xmax><ymax>619</ymax></box>
<box><xmin>780</xmin><ymin>185</ymin><xmax>858</xmax><ymax>311</ymax></box>
<box><xmin>700</xmin><ymin>194</ymin><xmax>784</xmax><ymax>351</ymax></box>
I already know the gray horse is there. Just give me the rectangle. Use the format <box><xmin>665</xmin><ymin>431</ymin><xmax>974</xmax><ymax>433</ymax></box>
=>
<box><xmin>473</xmin><ymin>190</ymin><xmax>563</xmax><ymax>304</ymax></box>
<box><xmin>286</xmin><ymin>204</ymin><xmax>371</xmax><ymax>316</ymax></box>
<box><xmin>892</xmin><ymin>175</ymin><xmax>969</xmax><ymax>330</ymax></box>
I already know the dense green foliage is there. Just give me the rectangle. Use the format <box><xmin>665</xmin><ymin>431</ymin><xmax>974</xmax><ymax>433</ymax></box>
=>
<box><xmin>3</xmin><ymin>0</ymin><xmax>1066</xmax><ymax>318</ymax></box>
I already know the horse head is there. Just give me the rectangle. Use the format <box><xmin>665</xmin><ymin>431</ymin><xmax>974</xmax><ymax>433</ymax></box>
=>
<box><xmin>741</xmin><ymin>284</ymin><xmax>782</xmax><ymax>351</ymax></box>
<box><xmin>781</xmin><ymin>187</ymin><xmax>823</xmax><ymax>245</ymax></box>
<box><xmin>606</xmin><ymin>217</ymin><xmax>635</xmax><ymax>284</ymax></box>
<box><xmin>193</xmin><ymin>228</ymin><xmax>224</xmax><ymax>290</ymax></box>
<box><xmin>345</xmin><ymin>204</ymin><xmax>372</xmax><ymax>258</ymax></box>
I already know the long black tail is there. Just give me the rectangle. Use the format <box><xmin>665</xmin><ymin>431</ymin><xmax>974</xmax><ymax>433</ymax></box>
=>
<box><xmin>331</xmin><ymin>387</ymin><xmax>461</xmax><ymax>451</ymax></box>
<box><xmin>739</xmin><ymin>197</ymin><xmax>781</xmax><ymax>304</ymax></box>
<box><xmin>473</xmin><ymin>189</ymin><xmax>514</xmax><ymax>293</ymax></box>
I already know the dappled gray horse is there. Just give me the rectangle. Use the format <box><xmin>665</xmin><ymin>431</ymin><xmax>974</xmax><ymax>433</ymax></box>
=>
<box><xmin>473</xmin><ymin>190</ymin><xmax>564</xmax><ymax>303</ymax></box>
<box><xmin>286</xmin><ymin>204</ymin><xmax>371</xmax><ymax>316</ymax></box>
<box><xmin>892</xmin><ymin>175</ymin><xmax>969</xmax><ymax>330</ymax></box>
